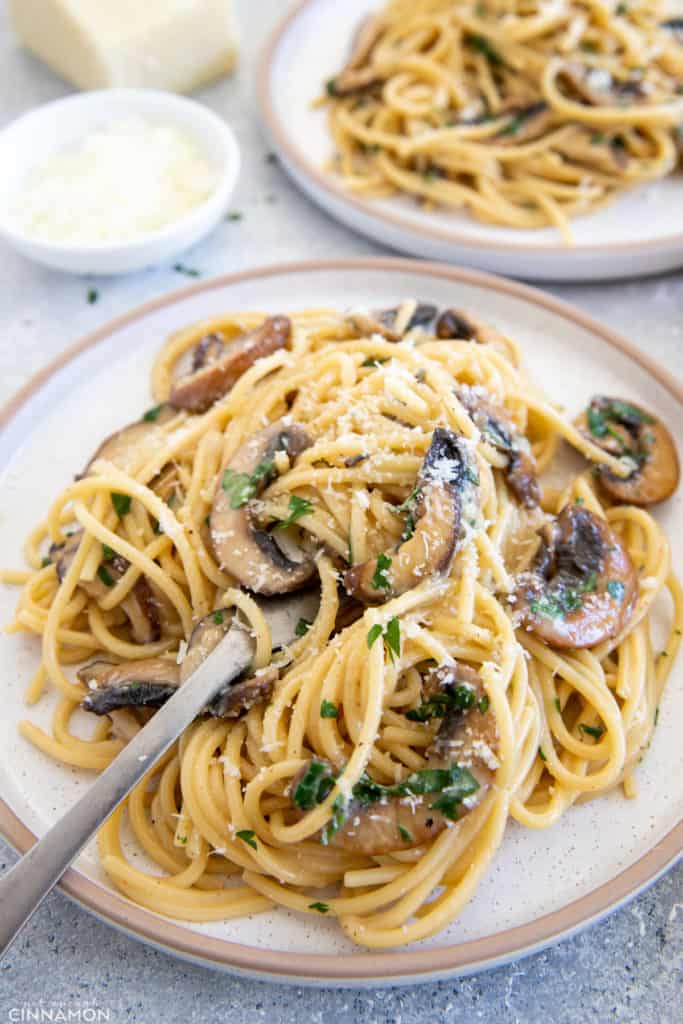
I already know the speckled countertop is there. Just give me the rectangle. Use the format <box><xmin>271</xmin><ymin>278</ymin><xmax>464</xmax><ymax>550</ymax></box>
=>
<box><xmin>0</xmin><ymin>3</ymin><xmax>681</xmax><ymax>1022</ymax></box>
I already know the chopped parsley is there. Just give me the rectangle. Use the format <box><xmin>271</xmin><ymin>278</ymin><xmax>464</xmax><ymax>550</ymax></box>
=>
<box><xmin>275</xmin><ymin>495</ymin><xmax>314</xmax><ymax>530</ymax></box>
<box><xmin>586</xmin><ymin>399</ymin><xmax>654</xmax><ymax>458</ymax></box>
<box><xmin>212</xmin><ymin>611</ymin><xmax>225</xmax><ymax>625</ymax></box>
<box><xmin>607</xmin><ymin>580</ymin><xmax>625</xmax><ymax>602</ymax></box>
<box><xmin>478</xmin><ymin>695</ymin><xmax>490</xmax><ymax>714</ymax></box>
<box><xmin>579</xmin><ymin>723</ymin><xmax>604</xmax><ymax>740</ymax></box>
<box><xmin>554</xmin><ymin>697</ymin><xmax>562</xmax><ymax>713</ymax></box>
<box><xmin>499</xmin><ymin>113</ymin><xmax>525</xmax><ymax>137</ymax></box>
<box><xmin>398</xmin><ymin>825</ymin><xmax>413</xmax><ymax>843</ymax></box>
<box><xmin>295</xmin><ymin>617</ymin><xmax>312</xmax><ymax>637</ymax></box>
<box><xmin>362</xmin><ymin>356</ymin><xmax>389</xmax><ymax>368</ymax></box>
<box><xmin>580</xmin><ymin>40</ymin><xmax>598</xmax><ymax>52</ymax></box>
<box><xmin>407</xmin><ymin>683</ymin><xmax>479</xmax><ymax>722</ymax></box>
<box><xmin>173</xmin><ymin>263</ymin><xmax>200</xmax><ymax>277</ymax></box>
<box><xmin>41</xmin><ymin>556</ymin><xmax>51</xmax><ymax>568</ymax></box>
<box><xmin>235</xmin><ymin>829</ymin><xmax>257</xmax><ymax>850</ymax></box>
<box><xmin>654</xmin><ymin>706</ymin><xmax>660</xmax><ymax>726</ymax></box>
<box><xmin>353</xmin><ymin>765</ymin><xmax>480</xmax><ymax>822</ymax></box>
<box><xmin>530</xmin><ymin>571</ymin><xmax>598</xmax><ymax>620</ymax></box>
<box><xmin>87</xmin><ymin>288</ymin><xmax>99</xmax><ymax>305</ymax></box>
<box><xmin>326</xmin><ymin>78</ymin><xmax>338</xmax><ymax>97</ymax></box>
<box><xmin>102</xmin><ymin>544</ymin><xmax>116</xmax><ymax>561</ymax></box>
<box><xmin>293</xmin><ymin>761</ymin><xmax>336</xmax><ymax>810</ymax></box>
<box><xmin>466</xmin><ymin>34</ymin><xmax>505</xmax><ymax>67</ymax></box>
<box><xmin>590</xmin><ymin>132</ymin><xmax>606</xmax><ymax>145</ymax></box>
<box><xmin>616</xmin><ymin>2</ymin><xmax>628</xmax><ymax>13</ymax></box>
<box><xmin>366</xmin><ymin>617</ymin><xmax>401</xmax><ymax>661</ymax></box>
<box><xmin>367</xmin><ymin>624</ymin><xmax>383</xmax><ymax>649</ymax></box>
<box><xmin>320</xmin><ymin>699</ymin><xmax>339</xmax><ymax>719</ymax></box>
<box><xmin>371</xmin><ymin>552</ymin><xmax>392</xmax><ymax>591</ymax></box>
<box><xmin>309</xmin><ymin>902</ymin><xmax>329</xmax><ymax>914</ymax></box>
<box><xmin>225</xmin><ymin>211</ymin><xmax>243</xmax><ymax>221</ymax></box>
<box><xmin>575</xmin><ymin>496</ymin><xmax>585</xmax><ymax>504</ymax></box>
<box><xmin>97</xmin><ymin>565</ymin><xmax>114</xmax><ymax>587</ymax></box>
<box><xmin>538</xmin><ymin>746</ymin><xmax>547</xmax><ymax>762</ymax></box>
<box><xmin>221</xmin><ymin>459</ymin><xmax>275</xmax><ymax>508</ymax></box>
<box><xmin>142</xmin><ymin>404</ymin><xmax>163</xmax><ymax>422</ymax></box>
<box><xmin>111</xmin><ymin>492</ymin><xmax>131</xmax><ymax>518</ymax></box>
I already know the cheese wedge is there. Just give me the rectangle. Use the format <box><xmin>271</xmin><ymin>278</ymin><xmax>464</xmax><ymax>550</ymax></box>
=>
<box><xmin>8</xmin><ymin>0</ymin><xmax>238</xmax><ymax>94</ymax></box>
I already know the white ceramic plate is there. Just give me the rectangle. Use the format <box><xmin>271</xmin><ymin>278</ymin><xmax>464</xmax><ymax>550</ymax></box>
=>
<box><xmin>258</xmin><ymin>0</ymin><xmax>683</xmax><ymax>282</ymax></box>
<box><xmin>0</xmin><ymin>259</ymin><xmax>681</xmax><ymax>986</ymax></box>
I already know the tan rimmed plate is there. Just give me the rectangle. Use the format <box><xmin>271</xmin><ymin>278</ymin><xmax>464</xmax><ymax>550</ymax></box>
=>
<box><xmin>257</xmin><ymin>0</ymin><xmax>683</xmax><ymax>282</ymax></box>
<box><xmin>0</xmin><ymin>259</ymin><xmax>681</xmax><ymax>986</ymax></box>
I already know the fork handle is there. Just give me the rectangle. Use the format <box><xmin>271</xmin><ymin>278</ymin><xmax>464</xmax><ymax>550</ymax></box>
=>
<box><xmin>0</xmin><ymin>626</ymin><xmax>253</xmax><ymax>960</ymax></box>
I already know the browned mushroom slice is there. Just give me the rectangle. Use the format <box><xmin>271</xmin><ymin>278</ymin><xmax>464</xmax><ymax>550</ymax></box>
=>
<box><xmin>170</xmin><ymin>316</ymin><xmax>291</xmax><ymax>413</ymax></box>
<box><xmin>457</xmin><ymin>385</ymin><xmax>541</xmax><ymax>508</ymax></box>
<box><xmin>344</xmin><ymin>428</ymin><xmax>471</xmax><ymax>603</ymax></box>
<box><xmin>662</xmin><ymin>18</ymin><xmax>683</xmax><ymax>44</ymax></box>
<box><xmin>559</xmin><ymin>62</ymin><xmax>648</xmax><ymax>107</ymax></box>
<box><xmin>210</xmin><ymin>420</ymin><xmax>316</xmax><ymax>595</ymax></box>
<box><xmin>348</xmin><ymin>303</ymin><xmax>437</xmax><ymax>342</ymax></box>
<box><xmin>79</xmin><ymin>658</ymin><xmax>180</xmax><ymax>715</ymax></box>
<box><xmin>83</xmin><ymin>404</ymin><xmax>177</xmax><ymax>475</ymax></box>
<box><xmin>290</xmin><ymin>663</ymin><xmax>496</xmax><ymax>855</ymax></box>
<box><xmin>515</xmin><ymin>504</ymin><xmax>638</xmax><ymax>649</ymax></box>
<box><xmin>178</xmin><ymin>608</ymin><xmax>279</xmax><ymax>718</ymax></box>
<box><xmin>49</xmin><ymin>530</ymin><xmax>160</xmax><ymax>644</ymax></box>
<box><xmin>327</xmin><ymin>15</ymin><xmax>385</xmax><ymax>96</ymax></box>
<box><xmin>575</xmin><ymin>397</ymin><xmax>679</xmax><ymax>506</ymax></box>
<box><xmin>493</xmin><ymin>102</ymin><xmax>554</xmax><ymax>146</ymax></box>
<box><xmin>435</xmin><ymin>308</ymin><xmax>510</xmax><ymax>348</ymax></box>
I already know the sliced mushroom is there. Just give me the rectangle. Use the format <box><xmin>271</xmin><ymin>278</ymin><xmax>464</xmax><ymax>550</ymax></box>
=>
<box><xmin>328</xmin><ymin>15</ymin><xmax>384</xmax><ymax>96</ymax></box>
<box><xmin>170</xmin><ymin>316</ymin><xmax>292</xmax><ymax>413</ymax></box>
<box><xmin>344</xmin><ymin>428</ymin><xmax>471</xmax><ymax>602</ymax></box>
<box><xmin>291</xmin><ymin>663</ymin><xmax>496</xmax><ymax>855</ymax></box>
<box><xmin>179</xmin><ymin>608</ymin><xmax>279</xmax><ymax>718</ymax></box>
<box><xmin>210</xmin><ymin>420</ymin><xmax>316</xmax><ymax>595</ymax></box>
<box><xmin>83</xmin><ymin>404</ymin><xmax>176</xmax><ymax>475</ymax></box>
<box><xmin>514</xmin><ymin>504</ymin><xmax>638</xmax><ymax>649</ymax></box>
<box><xmin>348</xmin><ymin>303</ymin><xmax>437</xmax><ymax>342</ymax></box>
<box><xmin>662</xmin><ymin>18</ymin><xmax>683</xmax><ymax>44</ymax></box>
<box><xmin>559</xmin><ymin>62</ymin><xmax>648</xmax><ymax>107</ymax></box>
<box><xmin>50</xmin><ymin>530</ymin><xmax>160</xmax><ymax>644</ymax></box>
<box><xmin>575</xmin><ymin>396</ymin><xmax>679</xmax><ymax>506</ymax></box>
<box><xmin>493</xmin><ymin>102</ymin><xmax>554</xmax><ymax>146</ymax></box>
<box><xmin>79</xmin><ymin>658</ymin><xmax>180</xmax><ymax>715</ymax></box>
<box><xmin>457</xmin><ymin>385</ymin><xmax>541</xmax><ymax>508</ymax></box>
<box><xmin>434</xmin><ymin>308</ymin><xmax>509</xmax><ymax>348</ymax></box>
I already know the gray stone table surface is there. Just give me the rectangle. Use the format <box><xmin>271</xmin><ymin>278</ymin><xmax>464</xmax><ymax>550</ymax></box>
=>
<box><xmin>0</xmin><ymin>2</ymin><xmax>681</xmax><ymax>1022</ymax></box>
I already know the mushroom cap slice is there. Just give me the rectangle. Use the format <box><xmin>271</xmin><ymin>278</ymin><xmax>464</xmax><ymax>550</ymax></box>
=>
<box><xmin>210</xmin><ymin>420</ymin><xmax>316</xmax><ymax>595</ymax></box>
<box><xmin>345</xmin><ymin>428</ymin><xmax>470</xmax><ymax>602</ymax></box>
<box><xmin>180</xmin><ymin>608</ymin><xmax>278</xmax><ymax>718</ymax></box>
<box><xmin>83</xmin><ymin>404</ymin><xmax>176</xmax><ymax>475</ymax></box>
<box><xmin>49</xmin><ymin>530</ymin><xmax>161</xmax><ymax>644</ymax></box>
<box><xmin>435</xmin><ymin>309</ymin><xmax>509</xmax><ymax>349</ymax></box>
<box><xmin>515</xmin><ymin>504</ymin><xmax>638</xmax><ymax>649</ymax></box>
<box><xmin>291</xmin><ymin>663</ymin><xmax>496</xmax><ymax>855</ymax></box>
<box><xmin>348</xmin><ymin>303</ymin><xmax>438</xmax><ymax>341</ymax></box>
<box><xmin>577</xmin><ymin>399</ymin><xmax>679</xmax><ymax>507</ymax></box>
<box><xmin>170</xmin><ymin>316</ymin><xmax>291</xmax><ymax>413</ymax></box>
<box><xmin>576</xmin><ymin>397</ymin><xmax>679</xmax><ymax>506</ymax></box>
<box><xmin>457</xmin><ymin>385</ymin><xmax>541</xmax><ymax>508</ymax></box>
<box><xmin>78</xmin><ymin>658</ymin><xmax>180</xmax><ymax>715</ymax></box>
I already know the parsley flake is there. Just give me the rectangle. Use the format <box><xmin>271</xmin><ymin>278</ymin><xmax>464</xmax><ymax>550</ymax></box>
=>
<box><xmin>309</xmin><ymin>902</ymin><xmax>329</xmax><ymax>914</ymax></box>
<box><xmin>371</xmin><ymin>552</ymin><xmax>392</xmax><ymax>591</ymax></box>
<box><xmin>275</xmin><ymin>495</ymin><xmax>314</xmax><ymax>530</ymax></box>
<box><xmin>87</xmin><ymin>288</ymin><xmax>99</xmax><ymax>305</ymax></box>
<box><xmin>398</xmin><ymin>825</ymin><xmax>413</xmax><ymax>843</ymax></box>
<box><xmin>235</xmin><ymin>829</ymin><xmax>257</xmax><ymax>850</ymax></box>
<box><xmin>295</xmin><ymin>617</ymin><xmax>312</xmax><ymax>637</ymax></box>
<box><xmin>212</xmin><ymin>611</ymin><xmax>225</xmax><ymax>625</ymax></box>
<box><xmin>320</xmin><ymin>699</ymin><xmax>339</xmax><ymax>719</ymax></box>
<box><xmin>607</xmin><ymin>580</ymin><xmax>625</xmax><ymax>601</ymax></box>
<box><xmin>142</xmin><ymin>404</ymin><xmax>163</xmax><ymax>422</ymax></box>
<box><xmin>97</xmin><ymin>565</ymin><xmax>114</xmax><ymax>587</ymax></box>
<box><xmin>580</xmin><ymin>723</ymin><xmax>604</xmax><ymax>740</ymax></box>
<box><xmin>111</xmin><ymin>492</ymin><xmax>131</xmax><ymax>518</ymax></box>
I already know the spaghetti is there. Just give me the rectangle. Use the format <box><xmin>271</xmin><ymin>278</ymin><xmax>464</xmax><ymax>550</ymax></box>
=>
<box><xmin>3</xmin><ymin>299</ymin><xmax>680</xmax><ymax>948</ymax></box>
<box><xmin>321</xmin><ymin>0</ymin><xmax>683</xmax><ymax>241</ymax></box>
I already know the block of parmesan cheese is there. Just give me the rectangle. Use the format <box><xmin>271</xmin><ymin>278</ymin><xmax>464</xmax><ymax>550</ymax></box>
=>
<box><xmin>8</xmin><ymin>0</ymin><xmax>238</xmax><ymax>94</ymax></box>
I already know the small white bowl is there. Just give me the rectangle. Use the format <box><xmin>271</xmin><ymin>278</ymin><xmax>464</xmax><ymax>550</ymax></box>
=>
<box><xmin>0</xmin><ymin>89</ymin><xmax>240</xmax><ymax>275</ymax></box>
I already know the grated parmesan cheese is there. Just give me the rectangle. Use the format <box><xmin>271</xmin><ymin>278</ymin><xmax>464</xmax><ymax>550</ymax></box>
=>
<box><xmin>10</xmin><ymin>116</ymin><xmax>219</xmax><ymax>244</ymax></box>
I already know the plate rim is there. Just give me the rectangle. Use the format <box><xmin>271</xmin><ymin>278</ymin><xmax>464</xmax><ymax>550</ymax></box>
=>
<box><xmin>257</xmin><ymin>0</ymin><xmax>683</xmax><ymax>257</ymax></box>
<box><xmin>0</xmin><ymin>256</ymin><xmax>681</xmax><ymax>983</ymax></box>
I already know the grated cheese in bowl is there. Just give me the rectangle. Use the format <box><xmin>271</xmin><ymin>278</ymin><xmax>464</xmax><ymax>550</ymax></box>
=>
<box><xmin>10</xmin><ymin>116</ymin><xmax>220</xmax><ymax>245</ymax></box>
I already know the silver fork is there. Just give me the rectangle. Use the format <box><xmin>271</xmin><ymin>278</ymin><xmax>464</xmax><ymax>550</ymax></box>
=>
<box><xmin>0</xmin><ymin>590</ymin><xmax>318</xmax><ymax>960</ymax></box>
